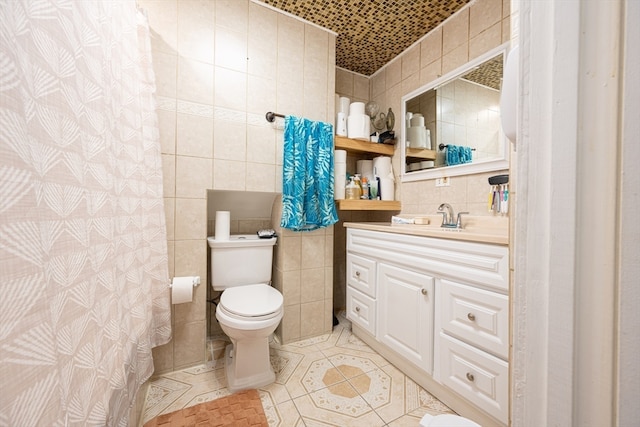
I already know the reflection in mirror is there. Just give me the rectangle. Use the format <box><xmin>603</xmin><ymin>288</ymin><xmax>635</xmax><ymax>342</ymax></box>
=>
<box><xmin>401</xmin><ymin>43</ymin><xmax>509</xmax><ymax>181</ymax></box>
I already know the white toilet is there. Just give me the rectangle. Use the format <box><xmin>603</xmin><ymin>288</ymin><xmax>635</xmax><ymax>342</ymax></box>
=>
<box><xmin>207</xmin><ymin>234</ymin><xmax>283</xmax><ymax>392</ymax></box>
<box><xmin>419</xmin><ymin>414</ymin><xmax>481</xmax><ymax>427</ymax></box>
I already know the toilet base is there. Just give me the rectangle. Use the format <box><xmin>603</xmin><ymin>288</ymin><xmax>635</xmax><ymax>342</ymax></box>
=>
<box><xmin>224</xmin><ymin>341</ymin><xmax>275</xmax><ymax>393</ymax></box>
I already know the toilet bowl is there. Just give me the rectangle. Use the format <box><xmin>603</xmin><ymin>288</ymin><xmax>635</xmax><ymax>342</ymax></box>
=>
<box><xmin>419</xmin><ymin>414</ymin><xmax>481</xmax><ymax>427</ymax></box>
<box><xmin>207</xmin><ymin>235</ymin><xmax>282</xmax><ymax>392</ymax></box>
<box><xmin>215</xmin><ymin>283</ymin><xmax>283</xmax><ymax>392</ymax></box>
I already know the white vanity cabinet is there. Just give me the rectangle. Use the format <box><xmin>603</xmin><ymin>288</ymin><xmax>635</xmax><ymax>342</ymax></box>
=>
<box><xmin>345</xmin><ymin>226</ymin><xmax>509</xmax><ymax>426</ymax></box>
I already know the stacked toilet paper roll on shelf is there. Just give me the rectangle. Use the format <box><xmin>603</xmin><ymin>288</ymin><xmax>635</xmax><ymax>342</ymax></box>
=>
<box><xmin>373</xmin><ymin>156</ymin><xmax>395</xmax><ymax>201</ymax></box>
<box><xmin>356</xmin><ymin>159</ymin><xmax>373</xmax><ymax>183</ymax></box>
<box><xmin>347</xmin><ymin>102</ymin><xmax>369</xmax><ymax>141</ymax></box>
<box><xmin>335</xmin><ymin>96</ymin><xmax>349</xmax><ymax>136</ymax></box>
<box><xmin>215</xmin><ymin>210</ymin><xmax>230</xmax><ymax>241</ymax></box>
<box><xmin>406</xmin><ymin>113</ymin><xmax>432</xmax><ymax>149</ymax></box>
<box><xmin>334</xmin><ymin>149</ymin><xmax>347</xmax><ymax>199</ymax></box>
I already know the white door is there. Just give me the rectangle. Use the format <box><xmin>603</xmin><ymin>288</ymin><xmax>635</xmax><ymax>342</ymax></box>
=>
<box><xmin>378</xmin><ymin>263</ymin><xmax>434</xmax><ymax>373</ymax></box>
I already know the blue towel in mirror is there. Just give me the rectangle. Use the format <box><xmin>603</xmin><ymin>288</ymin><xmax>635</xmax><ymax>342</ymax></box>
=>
<box><xmin>445</xmin><ymin>145</ymin><xmax>473</xmax><ymax>166</ymax></box>
<box><xmin>281</xmin><ymin>116</ymin><xmax>339</xmax><ymax>231</ymax></box>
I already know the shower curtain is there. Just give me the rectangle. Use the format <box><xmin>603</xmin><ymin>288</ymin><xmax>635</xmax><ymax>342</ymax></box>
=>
<box><xmin>0</xmin><ymin>1</ymin><xmax>171</xmax><ymax>425</ymax></box>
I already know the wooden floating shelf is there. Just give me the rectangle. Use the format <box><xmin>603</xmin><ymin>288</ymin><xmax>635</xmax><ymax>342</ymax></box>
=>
<box><xmin>406</xmin><ymin>147</ymin><xmax>437</xmax><ymax>160</ymax></box>
<box><xmin>336</xmin><ymin>199</ymin><xmax>401</xmax><ymax>211</ymax></box>
<box><xmin>334</xmin><ymin>136</ymin><xmax>395</xmax><ymax>156</ymax></box>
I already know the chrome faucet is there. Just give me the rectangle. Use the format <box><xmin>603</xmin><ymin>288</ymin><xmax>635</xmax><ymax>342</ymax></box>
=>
<box><xmin>437</xmin><ymin>203</ymin><xmax>468</xmax><ymax>229</ymax></box>
<box><xmin>437</xmin><ymin>203</ymin><xmax>455</xmax><ymax>226</ymax></box>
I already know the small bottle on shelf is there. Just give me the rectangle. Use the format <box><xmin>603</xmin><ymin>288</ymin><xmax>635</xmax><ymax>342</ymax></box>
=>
<box><xmin>353</xmin><ymin>174</ymin><xmax>363</xmax><ymax>199</ymax></box>
<box><xmin>345</xmin><ymin>177</ymin><xmax>359</xmax><ymax>200</ymax></box>
<box><xmin>361</xmin><ymin>177</ymin><xmax>369</xmax><ymax>199</ymax></box>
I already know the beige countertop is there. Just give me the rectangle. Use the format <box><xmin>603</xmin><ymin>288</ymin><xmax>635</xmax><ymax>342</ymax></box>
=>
<box><xmin>344</xmin><ymin>215</ymin><xmax>509</xmax><ymax>245</ymax></box>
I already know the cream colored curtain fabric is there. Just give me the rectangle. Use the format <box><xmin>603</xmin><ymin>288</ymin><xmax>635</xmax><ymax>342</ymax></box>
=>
<box><xmin>0</xmin><ymin>1</ymin><xmax>171</xmax><ymax>425</ymax></box>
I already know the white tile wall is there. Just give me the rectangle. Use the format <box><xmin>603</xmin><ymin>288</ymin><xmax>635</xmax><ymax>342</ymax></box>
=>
<box><xmin>140</xmin><ymin>0</ymin><xmax>336</xmax><ymax>371</ymax></box>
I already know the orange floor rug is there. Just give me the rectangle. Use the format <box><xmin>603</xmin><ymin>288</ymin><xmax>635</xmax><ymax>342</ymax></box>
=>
<box><xmin>143</xmin><ymin>389</ymin><xmax>268</xmax><ymax>427</ymax></box>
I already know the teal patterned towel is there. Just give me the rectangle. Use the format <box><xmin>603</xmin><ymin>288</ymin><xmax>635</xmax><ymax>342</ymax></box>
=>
<box><xmin>445</xmin><ymin>145</ymin><xmax>473</xmax><ymax>165</ymax></box>
<box><xmin>281</xmin><ymin>116</ymin><xmax>339</xmax><ymax>231</ymax></box>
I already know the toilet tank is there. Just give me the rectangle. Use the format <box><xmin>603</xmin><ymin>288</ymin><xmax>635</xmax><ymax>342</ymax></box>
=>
<box><xmin>207</xmin><ymin>235</ymin><xmax>277</xmax><ymax>291</ymax></box>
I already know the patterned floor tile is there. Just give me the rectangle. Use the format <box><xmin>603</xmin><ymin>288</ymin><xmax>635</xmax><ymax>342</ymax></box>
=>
<box><xmin>142</xmin><ymin>328</ymin><xmax>455</xmax><ymax>427</ymax></box>
<box><xmin>142</xmin><ymin>377</ymin><xmax>191</xmax><ymax>422</ymax></box>
<box><xmin>293</xmin><ymin>381</ymin><xmax>387</xmax><ymax>427</ymax></box>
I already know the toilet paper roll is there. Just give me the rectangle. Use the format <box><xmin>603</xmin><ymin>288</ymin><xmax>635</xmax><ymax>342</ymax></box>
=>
<box><xmin>379</xmin><ymin>178</ymin><xmax>395</xmax><ymax>201</ymax></box>
<box><xmin>406</xmin><ymin>126</ymin><xmax>420</xmax><ymax>148</ymax></box>
<box><xmin>171</xmin><ymin>276</ymin><xmax>194</xmax><ymax>304</ymax></box>
<box><xmin>349</xmin><ymin>101</ymin><xmax>365</xmax><ymax>116</ymax></box>
<box><xmin>362</xmin><ymin>113</ymin><xmax>370</xmax><ymax>137</ymax></box>
<box><xmin>334</xmin><ymin>149</ymin><xmax>347</xmax><ymax>163</ymax></box>
<box><xmin>339</xmin><ymin>96</ymin><xmax>350</xmax><ymax>115</ymax></box>
<box><xmin>347</xmin><ymin>114</ymin><xmax>368</xmax><ymax>140</ymax></box>
<box><xmin>334</xmin><ymin>162</ymin><xmax>347</xmax><ymax>200</ymax></box>
<box><xmin>410</xmin><ymin>126</ymin><xmax>428</xmax><ymax>148</ymax></box>
<box><xmin>215</xmin><ymin>211</ymin><xmax>230</xmax><ymax>241</ymax></box>
<box><xmin>373</xmin><ymin>156</ymin><xmax>392</xmax><ymax>178</ymax></box>
<box><xmin>356</xmin><ymin>159</ymin><xmax>373</xmax><ymax>177</ymax></box>
<box><xmin>410</xmin><ymin>113</ymin><xmax>425</xmax><ymax>127</ymax></box>
<box><xmin>336</xmin><ymin>112</ymin><xmax>347</xmax><ymax>136</ymax></box>
<box><xmin>420</xmin><ymin>160</ymin><xmax>435</xmax><ymax>169</ymax></box>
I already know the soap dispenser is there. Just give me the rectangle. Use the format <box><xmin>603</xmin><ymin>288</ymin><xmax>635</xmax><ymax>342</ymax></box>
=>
<box><xmin>346</xmin><ymin>177</ymin><xmax>359</xmax><ymax>200</ymax></box>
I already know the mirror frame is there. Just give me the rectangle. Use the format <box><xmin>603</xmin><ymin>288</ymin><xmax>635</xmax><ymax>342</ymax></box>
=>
<box><xmin>400</xmin><ymin>42</ymin><xmax>510</xmax><ymax>182</ymax></box>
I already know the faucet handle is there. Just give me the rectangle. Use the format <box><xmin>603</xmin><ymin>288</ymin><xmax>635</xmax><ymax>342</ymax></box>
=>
<box><xmin>456</xmin><ymin>212</ymin><xmax>469</xmax><ymax>229</ymax></box>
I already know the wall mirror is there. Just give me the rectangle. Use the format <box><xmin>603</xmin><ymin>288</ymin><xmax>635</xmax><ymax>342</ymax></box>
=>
<box><xmin>400</xmin><ymin>43</ymin><xmax>509</xmax><ymax>182</ymax></box>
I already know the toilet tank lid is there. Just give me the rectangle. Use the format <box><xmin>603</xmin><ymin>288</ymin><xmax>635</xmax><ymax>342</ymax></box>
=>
<box><xmin>207</xmin><ymin>234</ymin><xmax>277</xmax><ymax>248</ymax></box>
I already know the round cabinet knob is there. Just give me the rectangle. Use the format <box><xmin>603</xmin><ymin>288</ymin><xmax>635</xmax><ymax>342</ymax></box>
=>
<box><xmin>355</xmin><ymin>271</ymin><xmax>361</xmax><ymax>278</ymax></box>
<box><xmin>421</xmin><ymin>288</ymin><xmax>428</xmax><ymax>295</ymax></box>
<box><xmin>466</xmin><ymin>372</ymin><xmax>475</xmax><ymax>382</ymax></box>
<box><xmin>467</xmin><ymin>313</ymin><xmax>476</xmax><ymax>321</ymax></box>
<box><xmin>355</xmin><ymin>306</ymin><xmax>360</xmax><ymax>312</ymax></box>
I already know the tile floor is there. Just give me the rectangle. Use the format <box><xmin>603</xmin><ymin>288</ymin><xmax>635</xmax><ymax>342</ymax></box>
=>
<box><xmin>142</xmin><ymin>313</ymin><xmax>454</xmax><ymax>426</ymax></box>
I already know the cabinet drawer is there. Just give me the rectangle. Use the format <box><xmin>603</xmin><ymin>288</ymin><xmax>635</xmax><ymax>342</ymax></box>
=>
<box><xmin>439</xmin><ymin>333</ymin><xmax>508</xmax><ymax>424</ymax></box>
<box><xmin>346</xmin><ymin>287</ymin><xmax>376</xmax><ymax>336</ymax></box>
<box><xmin>441</xmin><ymin>279</ymin><xmax>509</xmax><ymax>358</ymax></box>
<box><xmin>347</xmin><ymin>253</ymin><xmax>376</xmax><ymax>298</ymax></box>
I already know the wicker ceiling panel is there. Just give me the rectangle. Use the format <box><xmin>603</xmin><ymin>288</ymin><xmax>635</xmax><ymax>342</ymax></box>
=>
<box><xmin>259</xmin><ymin>0</ymin><xmax>471</xmax><ymax>76</ymax></box>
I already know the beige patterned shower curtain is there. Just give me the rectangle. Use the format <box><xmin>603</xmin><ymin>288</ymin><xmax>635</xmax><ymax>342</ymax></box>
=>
<box><xmin>0</xmin><ymin>1</ymin><xmax>172</xmax><ymax>425</ymax></box>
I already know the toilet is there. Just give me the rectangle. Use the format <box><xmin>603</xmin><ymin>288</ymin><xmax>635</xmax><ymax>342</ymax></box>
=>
<box><xmin>419</xmin><ymin>414</ymin><xmax>481</xmax><ymax>427</ymax></box>
<box><xmin>207</xmin><ymin>234</ymin><xmax>283</xmax><ymax>392</ymax></box>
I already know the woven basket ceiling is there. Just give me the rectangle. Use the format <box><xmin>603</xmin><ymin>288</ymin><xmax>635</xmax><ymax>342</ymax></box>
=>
<box><xmin>259</xmin><ymin>0</ymin><xmax>471</xmax><ymax>76</ymax></box>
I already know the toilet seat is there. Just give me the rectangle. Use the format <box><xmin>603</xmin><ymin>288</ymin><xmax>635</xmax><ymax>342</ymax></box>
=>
<box><xmin>219</xmin><ymin>283</ymin><xmax>283</xmax><ymax>320</ymax></box>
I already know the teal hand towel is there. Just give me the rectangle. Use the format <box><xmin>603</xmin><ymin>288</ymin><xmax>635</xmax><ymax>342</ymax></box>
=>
<box><xmin>281</xmin><ymin>116</ymin><xmax>339</xmax><ymax>231</ymax></box>
<box><xmin>445</xmin><ymin>145</ymin><xmax>473</xmax><ymax>165</ymax></box>
<box><xmin>446</xmin><ymin>145</ymin><xmax>459</xmax><ymax>165</ymax></box>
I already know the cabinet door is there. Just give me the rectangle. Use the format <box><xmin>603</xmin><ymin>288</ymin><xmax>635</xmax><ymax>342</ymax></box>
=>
<box><xmin>378</xmin><ymin>263</ymin><xmax>434</xmax><ymax>373</ymax></box>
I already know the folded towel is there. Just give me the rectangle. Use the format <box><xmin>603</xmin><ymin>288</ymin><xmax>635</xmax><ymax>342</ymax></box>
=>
<box><xmin>281</xmin><ymin>116</ymin><xmax>339</xmax><ymax>231</ymax></box>
<box><xmin>445</xmin><ymin>145</ymin><xmax>473</xmax><ymax>166</ymax></box>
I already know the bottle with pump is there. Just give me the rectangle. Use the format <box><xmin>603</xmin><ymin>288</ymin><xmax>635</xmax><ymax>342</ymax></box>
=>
<box><xmin>353</xmin><ymin>174</ymin><xmax>363</xmax><ymax>199</ymax></box>
<box><xmin>345</xmin><ymin>177</ymin><xmax>359</xmax><ymax>200</ymax></box>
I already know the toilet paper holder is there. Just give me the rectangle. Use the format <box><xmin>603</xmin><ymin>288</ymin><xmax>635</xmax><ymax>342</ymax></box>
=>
<box><xmin>169</xmin><ymin>276</ymin><xmax>201</xmax><ymax>288</ymax></box>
